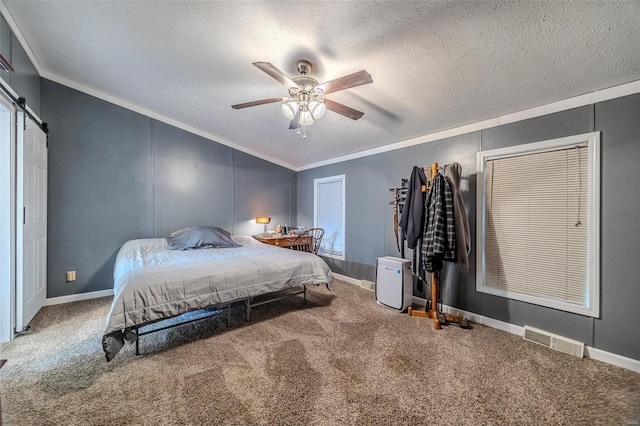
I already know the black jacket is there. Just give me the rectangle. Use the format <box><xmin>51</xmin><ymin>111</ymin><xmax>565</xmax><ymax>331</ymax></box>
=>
<box><xmin>399</xmin><ymin>166</ymin><xmax>427</xmax><ymax>249</ymax></box>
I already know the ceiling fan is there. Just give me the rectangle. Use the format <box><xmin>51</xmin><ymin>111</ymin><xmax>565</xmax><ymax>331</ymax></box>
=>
<box><xmin>232</xmin><ymin>60</ymin><xmax>373</xmax><ymax>133</ymax></box>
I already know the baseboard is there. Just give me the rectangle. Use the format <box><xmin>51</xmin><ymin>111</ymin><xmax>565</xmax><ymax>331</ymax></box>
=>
<box><xmin>332</xmin><ymin>273</ymin><xmax>361</xmax><ymax>286</ymax></box>
<box><xmin>406</xmin><ymin>294</ymin><xmax>640</xmax><ymax>372</ymax></box>
<box><xmin>42</xmin><ymin>275</ymin><xmax>640</xmax><ymax>372</ymax></box>
<box><xmin>412</xmin><ymin>296</ymin><xmax>526</xmax><ymax>336</ymax></box>
<box><xmin>44</xmin><ymin>289</ymin><xmax>114</xmax><ymax>306</ymax></box>
<box><xmin>584</xmin><ymin>346</ymin><xmax>640</xmax><ymax>373</ymax></box>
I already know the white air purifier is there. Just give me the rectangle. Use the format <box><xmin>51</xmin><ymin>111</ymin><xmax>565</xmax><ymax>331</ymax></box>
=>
<box><xmin>375</xmin><ymin>257</ymin><xmax>412</xmax><ymax>311</ymax></box>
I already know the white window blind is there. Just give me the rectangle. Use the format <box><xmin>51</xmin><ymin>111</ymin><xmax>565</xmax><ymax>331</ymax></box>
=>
<box><xmin>314</xmin><ymin>175</ymin><xmax>345</xmax><ymax>260</ymax></box>
<box><xmin>477</xmin><ymin>132</ymin><xmax>600</xmax><ymax>317</ymax></box>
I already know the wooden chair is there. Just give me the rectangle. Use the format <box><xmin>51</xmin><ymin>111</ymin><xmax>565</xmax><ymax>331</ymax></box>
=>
<box><xmin>300</xmin><ymin>227</ymin><xmax>324</xmax><ymax>255</ymax></box>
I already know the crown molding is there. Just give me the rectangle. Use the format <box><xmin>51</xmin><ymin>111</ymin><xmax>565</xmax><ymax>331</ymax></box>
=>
<box><xmin>296</xmin><ymin>79</ymin><xmax>640</xmax><ymax>171</ymax></box>
<box><xmin>3</xmin><ymin>2</ymin><xmax>639</xmax><ymax>173</ymax></box>
<box><xmin>41</xmin><ymin>70</ymin><xmax>296</xmax><ymax>171</ymax></box>
<box><xmin>0</xmin><ymin>2</ymin><xmax>296</xmax><ymax>171</ymax></box>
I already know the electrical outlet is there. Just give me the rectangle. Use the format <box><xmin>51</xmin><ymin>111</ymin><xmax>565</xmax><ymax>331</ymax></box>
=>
<box><xmin>66</xmin><ymin>270</ymin><xmax>76</xmax><ymax>282</ymax></box>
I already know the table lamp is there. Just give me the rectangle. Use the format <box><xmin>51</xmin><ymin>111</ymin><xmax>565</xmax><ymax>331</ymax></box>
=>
<box><xmin>256</xmin><ymin>217</ymin><xmax>271</xmax><ymax>234</ymax></box>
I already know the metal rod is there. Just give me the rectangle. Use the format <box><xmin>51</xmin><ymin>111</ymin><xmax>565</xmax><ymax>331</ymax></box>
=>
<box><xmin>248</xmin><ymin>290</ymin><xmax>305</xmax><ymax>308</ymax></box>
<box><xmin>131</xmin><ymin>287</ymin><xmax>309</xmax><ymax>357</ymax></box>
<box><xmin>137</xmin><ymin>307</ymin><xmax>229</xmax><ymax>337</ymax></box>
<box><xmin>135</xmin><ymin>305</ymin><xmax>232</xmax><ymax>355</ymax></box>
<box><xmin>0</xmin><ymin>76</ymin><xmax>47</xmax><ymax>133</ymax></box>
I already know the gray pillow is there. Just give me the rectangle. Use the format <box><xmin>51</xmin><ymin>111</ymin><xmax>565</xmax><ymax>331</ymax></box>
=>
<box><xmin>166</xmin><ymin>226</ymin><xmax>239</xmax><ymax>250</ymax></box>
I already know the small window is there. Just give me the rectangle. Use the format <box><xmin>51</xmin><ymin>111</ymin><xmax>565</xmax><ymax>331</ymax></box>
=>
<box><xmin>314</xmin><ymin>175</ymin><xmax>345</xmax><ymax>260</ymax></box>
<box><xmin>477</xmin><ymin>132</ymin><xmax>600</xmax><ymax>317</ymax></box>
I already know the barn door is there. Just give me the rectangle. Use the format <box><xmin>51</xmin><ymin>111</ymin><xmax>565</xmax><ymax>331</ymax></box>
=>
<box><xmin>15</xmin><ymin>112</ymin><xmax>47</xmax><ymax>332</ymax></box>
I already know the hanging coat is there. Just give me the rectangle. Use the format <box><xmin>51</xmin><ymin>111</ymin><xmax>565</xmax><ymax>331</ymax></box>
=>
<box><xmin>398</xmin><ymin>166</ymin><xmax>428</xmax><ymax>249</ymax></box>
<box><xmin>443</xmin><ymin>162</ymin><xmax>471</xmax><ymax>273</ymax></box>
<box><xmin>421</xmin><ymin>173</ymin><xmax>456</xmax><ymax>272</ymax></box>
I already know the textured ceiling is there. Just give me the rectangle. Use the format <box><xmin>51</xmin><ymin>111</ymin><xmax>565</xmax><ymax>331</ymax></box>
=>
<box><xmin>3</xmin><ymin>1</ymin><xmax>640</xmax><ymax>169</ymax></box>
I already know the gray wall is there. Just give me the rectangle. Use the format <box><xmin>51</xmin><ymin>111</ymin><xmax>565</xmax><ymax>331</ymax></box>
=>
<box><xmin>297</xmin><ymin>96</ymin><xmax>640</xmax><ymax>362</ymax></box>
<box><xmin>41</xmin><ymin>79</ymin><xmax>296</xmax><ymax>298</ymax></box>
<box><xmin>0</xmin><ymin>14</ymin><xmax>40</xmax><ymax>115</ymax></box>
<box><xmin>594</xmin><ymin>94</ymin><xmax>640</xmax><ymax>359</ymax></box>
<box><xmin>297</xmin><ymin>131</ymin><xmax>478</xmax><ymax>296</ymax></box>
<box><xmin>4</xmin><ymin>8</ymin><xmax>638</xmax><ymax>362</ymax></box>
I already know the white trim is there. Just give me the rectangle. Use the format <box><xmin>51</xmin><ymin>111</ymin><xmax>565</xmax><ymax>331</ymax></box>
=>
<box><xmin>0</xmin><ymin>4</ymin><xmax>289</xmax><ymax>169</ymax></box>
<box><xmin>0</xmin><ymin>76</ymin><xmax>45</xmax><ymax>129</ymax></box>
<box><xmin>0</xmin><ymin>2</ymin><xmax>43</xmax><ymax>73</ymax></box>
<box><xmin>585</xmin><ymin>346</ymin><xmax>640</xmax><ymax>374</ymax></box>
<box><xmin>475</xmin><ymin>132</ymin><xmax>601</xmax><ymax>317</ymax></box>
<box><xmin>411</xmin><ymin>295</ymin><xmax>526</xmax><ymax>335</ymax></box>
<box><xmin>14</xmin><ymin>111</ymin><xmax>24</xmax><ymax>330</ymax></box>
<box><xmin>34</xmin><ymin>274</ymin><xmax>640</xmax><ymax>373</ymax></box>
<box><xmin>332</xmin><ymin>272</ymin><xmax>361</xmax><ymax>286</ymax></box>
<box><xmin>296</xmin><ymin>80</ymin><xmax>640</xmax><ymax>171</ymax></box>
<box><xmin>41</xmin><ymin>71</ymin><xmax>295</xmax><ymax>171</ymax></box>
<box><xmin>498</xmin><ymin>80</ymin><xmax>640</xmax><ymax>125</ymax></box>
<box><xmin>0</xmin><ymin>75</ymin><xmax>19</xmax><ymax>101</ymax></box>
<box><xmin>0</xmin><ymin>92</ymin><xmax>16</xmax><ymax>343</ymax></box>
<box><xmin>43</xmin><ymin>289</ymin><xmax>114</xmax><ymax>306</ymax></box>
<box><xmin>314</xmin><ymin>174</ymin><xmax>346</xmax><ymax>261</ymax></box>
<box><xmin>407</xmin><ymin>295</ymin><xmax>640</xmax><ymax>373</ymax></box>
<box><xmin>297</xmin><ymin>118</ymin><xmax>500</xmax><ymax>171</ymax></box>
<box><xmin>3</xmin><ymin>2</ymin><xmax>640</xmax><ymax>172</ymax></box>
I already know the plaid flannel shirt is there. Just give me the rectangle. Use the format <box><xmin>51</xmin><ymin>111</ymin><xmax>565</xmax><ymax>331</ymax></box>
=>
<box><xmin>421</xmin><ymin>173</ymin><xmax>456</xmax><ymax>272</ymax></box>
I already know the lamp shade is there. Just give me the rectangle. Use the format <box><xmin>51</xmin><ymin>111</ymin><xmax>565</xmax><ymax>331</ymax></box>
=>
<box><xmin>256</xmin><ymin>217</ymin><xmax>271</xmax><ymax>224</ymax></box>
<box><xmin>299</xmin><ymin>109</ymin><xmax>314</xmax><ymax>126</ymax></box>
<box><xmin>309</xmin><ymin>100</ymin><xmax>326</xmax><ymax>119</ymax></box>
<box><xmin>281</xmin><ymin>101</ymin><xmax>299</xmax><ymax>120</ymax></box>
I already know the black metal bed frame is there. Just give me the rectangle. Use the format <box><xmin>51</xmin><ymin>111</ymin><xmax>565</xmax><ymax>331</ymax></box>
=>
<box><xmin>133</xmin><ymin>285</ymin><xmax>307</xmax><ymax>356</ymax></box>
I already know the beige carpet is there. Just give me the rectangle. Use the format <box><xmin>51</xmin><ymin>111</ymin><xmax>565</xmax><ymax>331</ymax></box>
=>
<box><xmin>1</xmin><ymin>280</ymin><xmax>639</xmax><ymax>425</ymax></box>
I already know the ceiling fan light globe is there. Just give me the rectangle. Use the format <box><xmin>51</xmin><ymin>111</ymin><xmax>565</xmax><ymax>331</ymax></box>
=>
<box><xmin>299</xmin><ymin>110</ymin><xmax>314</xmax><ymax>126</ymax></box>
<box><xmin>281</xmin><ymin>101</ymin><xmax>299</xmax><ymax>120</ymax></box>
<box><xmin>309</xmin><ymin>101</ymin><xmax>326</xmax><ymax>120</ymax></box>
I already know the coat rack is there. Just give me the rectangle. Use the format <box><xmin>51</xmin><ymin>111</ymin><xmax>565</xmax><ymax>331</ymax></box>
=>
<box><xmin>406</xmin><ymin>162</ymin><xmax>467</xmax><ymax>330</ymax></box>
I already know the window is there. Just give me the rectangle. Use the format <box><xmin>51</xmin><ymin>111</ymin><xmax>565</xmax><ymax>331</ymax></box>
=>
<box><xmin>476</xmin><ymin>132</ymin><xmax>600</xmax><ymax>317</ymax></box>
<box><xmin>314</xmin><ymin>175</ymin><xmax>345</xmax><ymax>260</ymax></box>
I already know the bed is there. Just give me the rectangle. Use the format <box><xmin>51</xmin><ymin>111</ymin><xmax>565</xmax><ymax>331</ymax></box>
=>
<box><xmin>102</xmin><ymin>231</ymin><xmax>333</xmax><ymax>361</ymax></box>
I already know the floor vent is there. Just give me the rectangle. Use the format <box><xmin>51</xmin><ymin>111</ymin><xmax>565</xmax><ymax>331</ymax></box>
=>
<box><xmin>523</xmin><ymin>326</ymin><xmax>584</xmax><ymax>358</ymax></box>
<box><xmin>360</xmin><ymin>280</ymin><xmax>375</xmax><ymax>291</ymax></box>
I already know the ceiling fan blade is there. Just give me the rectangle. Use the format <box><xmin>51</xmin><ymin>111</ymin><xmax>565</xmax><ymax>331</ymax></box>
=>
<box><xmin>253</xmin><ymin>62</ymin><xmax>298</xmax><ymax>90</ymax></box>
<box><xmin>317</xmin><ymin>70</ymin><xmax>372</xmax><ymax>95</ymax></box>
<box><xmin>289</xmin><ymin>110</ymin><xmax>300</xmax><ymax>129</ymax></box>
<box><xmin>231</xmin><ymin>97</ymin><xmax>286</xmax><ymax>109</ymax></box>
<box><xmin>324</xmin><ymin>99</ymin><xmax>365</xmax><ymax>120</ymax></box>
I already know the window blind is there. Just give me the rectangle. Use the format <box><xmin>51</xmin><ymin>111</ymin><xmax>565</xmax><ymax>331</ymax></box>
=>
<box><xmin>314</xmin><ymin>175</ymin><xmax>345</xmax><ymax>260</ymax></box>
<box><xmin>478</xmin><ymin>132</ymin><xmax>599</xmax><ymax>317</ymax></box>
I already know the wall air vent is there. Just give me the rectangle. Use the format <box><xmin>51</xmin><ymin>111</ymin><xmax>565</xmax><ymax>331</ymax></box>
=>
<box><xmin>0</xmin><ymin>53</ymin><xmax>14</xmax><ymax>72</ymax></box>
<box><xmin>523</xmin><ymin>326</ymin><xmax>585</xmax><ymax>358</ymax></box>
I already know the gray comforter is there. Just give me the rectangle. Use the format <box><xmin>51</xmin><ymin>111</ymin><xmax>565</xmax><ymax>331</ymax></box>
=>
<box><xmin>102</xmin><ymin>235</ymin><xmax>333</xmax><ymax>361</ymax></box>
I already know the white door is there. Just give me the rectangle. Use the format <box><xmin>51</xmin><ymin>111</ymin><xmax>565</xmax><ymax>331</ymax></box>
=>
<box><xmin>16</xmin><ymin>112</ymin><xmax>47</xmax><ymax>332</ymax></box>
<box><xmin>0</xmin><ymin>96</ymin><xmax>16</xmax><ymax>342</ymax></box>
